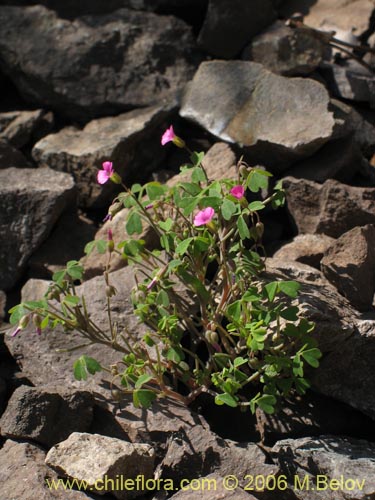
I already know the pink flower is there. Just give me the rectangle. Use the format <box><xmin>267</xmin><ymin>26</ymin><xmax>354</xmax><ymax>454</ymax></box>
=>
<box><xmin>97</xmin><ymin>161</ymin><xmax>114</xmax><ymax>184</ymax></box>
<box><xmin>147</xmin><ymin>277</ymin><xmax>158</xmax><ymax>290</ymax></box>
<box><xmin>230</xmin><ymin>185</ymin><xmax>245</xmax><ymax>199</ymax></box>
<box><xmin>193</xmin><ymin>207</ymin><xmax>215</xmax><ymax>227</ymax></box>
<box><xmin>11</xmin><ymin>326</ymin><xmax>22</xmax><ymax>338</ymax></box>
<box><xmin>108</xmin><ymin>229</ymin><xmax>113</xmax><ymax>241</ymax></box>
<box><xmin>161</xmin><ymin>125</ymin><xmax>176</xmax><ymax>146</ymax></box>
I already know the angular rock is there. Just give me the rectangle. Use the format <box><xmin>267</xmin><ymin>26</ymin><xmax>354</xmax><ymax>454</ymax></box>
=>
<box><xmin>46</xmin><ymin>432</ymin><xmax>154</xmax><ymax>500</ymax></box>
<box><xmin>32</xmin><ymin>105</ymin><xmax>173</xmax><ymax>207</ymax></box>
<box><xmin>272</xmin><ymin>435</ymin><xmax>375</xmax><ymax>500</ymax></box>
<box><xmin>28</xmin><ymin>212</ymin><xmax>96</xmax><ymax>278</ymax></box>
<box><xmin>21</xmin><ymin>278</ymin><xmax>51</xmax><ymax>303</ymax></box>
<box><xmin>0</xmin><ymin>6</ymin><xmax>201</xmax><ymax>120</ymax></box>
<box><xmin>0</xmin><ymin>109</ymin><xmax>54</xmax><ymax>148</ymax></box>
<box><xmin>0</xmin><ymin>440</ymin><xmax>90</xmax><ymax>499</ymax></box>
<box><xmin>0</xmin><ymin>139</ymin><xmax>30</xmax><ymax>168</ymax></box>
<box><xmin>169</xmin><ymin>473</ymin><xmax>256</xmax><ymax>499</ymax></box>
<box><xmin>0</xmin><ymin>167</ymin><xmax>75</xmax><ymax>290</ymax></box>
<box><xmin>321</xmin><ymin>224</ymin><xmax>375</xmax><ymax>311</ymax></box>
<box><xmin>198</xmin><ymin>0</ymin><xmax>277</xmax><ymax>58</ymax></box>
<box><xmin>285</xmin><ymin>137</ymin><xmax>363</xmax><ymax>183</ymax></box>
<box><xmin>180</xmin><ymin>61</ymin><xmax>335</xmax><ymax>169</ymax></box>
<box><xmin>273</xmin><ymin>234</ymin><xmax>335</xmax><ymax>269</ymax></box>
<box><xmin>243</xmin><ymin>20</ymin><xmax>325</xmax><ymax>76</ymax></box>
<box><xmin>82</xmin><ymin>142</ymin><xmax>237</xmax><ymax>279</ymax></box>
<box><xmin>0</xmin><ymin>385</ymin><xmax>94</xmax><ymax>447</ymax></box>
<box><xmin>283</xmin><ymin>177</ymin><xmax>375</xmax><ymax>238</ymax></box>
<box><xmin>0</xmin><ymin>290</ymin><xmax>5</xmax><ymax>324</ymax></box>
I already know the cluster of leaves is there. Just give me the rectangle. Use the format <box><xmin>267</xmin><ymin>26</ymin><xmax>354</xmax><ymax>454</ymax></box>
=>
<box><xmin>9</xmin><ymin>152</ymin><xmax>321</xmax><ymax>414</ymax></box>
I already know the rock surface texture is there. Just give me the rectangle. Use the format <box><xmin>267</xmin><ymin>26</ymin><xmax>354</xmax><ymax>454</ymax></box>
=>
<box><xmin>0</xmin><ymin>5</ymin><xmax>201</xmax><ymax>120</ymax></box>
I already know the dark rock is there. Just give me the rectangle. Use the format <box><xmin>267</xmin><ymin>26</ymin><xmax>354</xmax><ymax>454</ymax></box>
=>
<box><xmin>273</xmin><ymin>234</ymin><xmax>335</xmax><ymax>269</ymax></box>
<box><xmin>0</xmin><ymin>385</ymin><xmax>94</xmax><ymax>447</ymax></box>
<box><xmin>169</xmin><ymin>474</ymin><xmax>256</xmax><ymax>499</ymax></box>
<box><xmin>272</xmin><ymin>435</ymin><xmax>375</xmax><ymax>500</ymax></box>
<box><xmin>28</xmin><ymin>212</ymin><xmax>96</xmax><ymax>279</ymax></box>
<box><xmin>198</xmin><ymin>0</ymin><xmax>277</xmax><ymax>59</ymax></box>
<box><xmin>283</xmin><ymin>177</ymin><xmax>375</xmax><ymax>238</ymax></box>
<box><xmin>243</xmin><ymin>20</ymin><xmax>325</xmax><ymax>76</ymax></box>
<box><xmin>0</xmin><ymin>377</ymin><xmax>6</xmax><ymax>415</ymax></box>
<box><xmin>0</xmin><ymin>290</ymin><xmax>5</xmax><ymax>324</ymax></box>
<box><xmin>0</xmin><ymin>439</ymin><xmax>90</xmax><ymax>499</ymax></box>
<box><xmin>285</xmin><ymin>138</ymin><xmax>363</xmax><ymax>183</ymax></box>
<box><xmin>32</xmin><ymin>105</ymin><xmax>173</xmax><ymax>207</ymax></box>
<box><xmin>0</xmin><ymin>167</ymin><xmax>75</xmax><ymax>290</ymax></box>
<box><xmin>180</xmin><ymin>61</ymin><xmax>335</xmax><ymax>169</ymax></box>
<box><xmin>46</xmin><ymin>432</ymin><xmax>154</xmax><ymax>500</ymax></box>
<box><xmin>0</xmin><ymin>139</ymin><xmax>30</xmax><ymax>168</ymax></box>
<box><xmin>0</xmin><ymin>109</ymin><xmax>54</xmax><ymax>149</ymax></box>
<box><xmin>0</xmin><ymin>5</ymin><xmax>201</xmax><ymax>120</ymax></box>
<box><xmin>321</xmin><ymin>224</ymin><xmax>375</xmax><ymax>311</ymax></box>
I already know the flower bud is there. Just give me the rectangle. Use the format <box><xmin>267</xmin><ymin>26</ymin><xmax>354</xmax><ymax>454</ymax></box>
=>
<box><xmin>110</xmin><ymin>172</ymin><xmax>122</xmax><ymax>184</ymax></box>
<box><xmin>106</xmin><ymin>285</ymin><xmax>117</xmax><ymax>298</ymax></box>
<box><xmin>255</xmin><ymin>222</ymin><xmax>264</xmax><ymax>239</ymax></box>
<box><xmin>19</xmin><ymin>314</ymin><xmax>30</xmax><ymax>329</ymax></box>
<box><xmin>172</xmin><ymin>136</ymin><xmax>186</xmax><ymax>149</ymax></box>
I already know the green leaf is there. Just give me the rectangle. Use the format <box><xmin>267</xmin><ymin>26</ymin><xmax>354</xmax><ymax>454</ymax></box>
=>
<box><xmin>256</xmin><ymin>394</ymin><xmax>277</xmax><ymax>414</ymax></box>
<box><xmin>234</xmin><ymin>357</ymin><xmax>247</xmax><ymax>368</ymax></box>
<box><xmin>52</xmin><ymin>269</ymin><xmax>66</xmax><ymax>284</ymax></box>
<box><xmin>227</xmin><ymin>301</ymin><xmax>241</xmax><ymax>322</ymax></box>
<box><xmin>221</xmin><ymin>199</ymin><xmax>237</xmax><ymax>221</ymax></box>
<box><xmin>133</xmin><ymin>389</ymin><xmax>157</xmax><ymax>409</ymax></box>
<box><xmin>280</xmin><ymin>306</ymin><xmax>299</xmax><ymax>321</ymax></box>
<box><xmin>63</xmin><ymin>295</ymin><xmax>80</xmax><ymax>306</ymax></box>
<box><xmin>175</xmin><ymin>238</ymin><xmax>193</xmax><ymax>255</ymax></box>
<box><xmin>8</xmin><ymin>304</ymin><xmax>27</xmax><ymax>325</ymax></box>
<box><xmin>200</xmin><ymin>196</ymin><xmax>222</xmax><ymax>211</ymax></box>
<box><xmin>96</xmin><ymin>240</ymin><xmax>107</xmax><ymax>254</ymax></box>
<box><xmin>167</xmin><ymin>347</ymin><xmax>184</xmax><ymax>363</ymax></box>
<box><xmin>265</xmin><ymin>282</ymin><xmax>278</xmax><ymax>302</ymax></box>
<box><xmin>66</xmin><ymin>263</ymin><xmax>84</xmax><ymax>281</ymax></box>
<box><xmin>190</xmin><ymin>151</ymin><xmax>205</xmax><ymax>167</ymax></box>
<box><xmin>146</xmin><ymin>182</ymin><xmax>166</xmax><ymax>201</ymax></box>
<box><xmin>278</xmin><ymin>281</ymin><xmax>300</xmax><ymax>298</ymax></box>
<box><xmin>248</xmin><ymin>169</ymin><xmax>271</xmax><ymax>193</ymax></box>
<box><xmin>237</xmin><ymin>216</ymin><xmax>250</xmax><ymax>240</ymax></box>
<box><xmin>301</xmin><ymin>348</ymin><xmax>322</xmax><ymax>368</ymax></box>
<box><xmin>158</xmin><ymin>218</ymin><xmax>174</xmax><ymax>232</ymax></box>
<box><xmin>135</xmin><ymin>374</ymin><xmax>153</xmax><ymax>389</ymax></box>
<box><xmin>179</xmin><ymin>196</ymin><xmax>199</xmax><ymax>216</ymax></box>
<box><xmin>131</xmin><ymin>183</ymin><xmax>142</xmax><ymax>194</ymax></box>
<box><xmin>126</xmin><ymin>211</ymin><xmax>142</xmax><ymax>235</ymax></box>
<box><xmin>84</xmin><ymin>241</ymin><xmax>96</xmax><ymax>256</ymax></box>
<box><xmin>191</xmin><ymin>166</ymin><xmax>207</xmax><ymax>183</ymax></box>
<box><xmin>156</xmin><ymin>290</ymin><xmax>170</xmax><ymax>307</ymax></box>
<box><xmin>73</xmin><ymin>355</ymin><xmax>102</xmax><ymax>381</ymax></box>
<box><xmin>249</xmin><ymin>201</ymin><xmax>265</xmax><ymax>211</ymax></box>
<box><xmin>215</xmin><ymin>393</ymin><xmax>238</xmax><ymax>408</ymax></box>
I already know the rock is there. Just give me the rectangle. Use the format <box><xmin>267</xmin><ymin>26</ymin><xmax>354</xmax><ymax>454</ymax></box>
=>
<box><xmin>0</xmin><ymin>5</ymin><xmax>201</xmax><ymax>120</ymax></box>
<box><xmin>243</xmin><ymin>20</ymin><xmax>325</xmax><ymax>76</ymax></box>
<box><xmin>283</xmin><ymin>177</ymin><xmax>375</xmax><ymax>238</ymax></box>
<box><xmin>273</xmin><ymin>234</ymin><xmax>335</xmax><ymax>269</ymax></box>
<box><xmin>28</xmin><ymin>212</ymin><xmax>96</xmax><ymax>278</ymax></box>
<box><xmin>0</xmin><ymin>167</ymin><xmax>75</xmax><ymax>290</ymax></box>
<box><xmin>180</xmin><ymin>61</ymin><xmax>335</xmax><ymax>169</ymax></box>
<box><xmin>5</xmin><ymin>266</ymin><xmax>146</xmax><ymax>392</ymax></box>
<box><xmin>0</xmin><ymin>290</ymin><xmax>5</xmax><ymax>324</ymax></box>
<box><xmin>21</xmin><ymin>278</ymin><xmax>51</xmax><ymax>303</ymax></box>
<box><xmin>280</xmin><ymin>0</ymin><xmax>375</xmax><ymax>38</ymax></box>
<box><xmin>0</xmin><ymin>377</ymin><xmax>6</xmax><ymax>414</ymax></box>
<box><xmin>46</xmin><ymin>432</ymin><xmax>154</xmax><ymax>500</ymax></box>
<box><xmin>272</xmin><ymin>435</ymin><xmax>375</xmax><ymax>500</ymax></box>
<box><xmin>285</xmin><ymin>137</ymin><xmax>363</xmax><ymax>183</ymax></box>
<box><xmin>321</xmin><ymin>60</ymin><xmax>375</xmax><ymax>108</ymax></box>
<box><xmin>32</xmin><ymin>105</ymin><xmax>173</xmax><ymax>207</ymax></box>
<box><xmin>0</xmin><ymin>109</ymin><xmax>54</xmax><ymax>149</ymax></box>
<box><xmin>198</xmin><ymin>0</ymin><xmax>277</xmax><ymax>58</ymax></box>
<box><xmin>0</xmin><ymin>139</ymin><xmax>30</xmax><ymax>168</ymax></box>
<box><xmin>169</xmin><ymin>473</ymin><xmax>256</xmax><ymax>499</ymax></box>
<box><xmin>82</xmin><ymin>142</ymin><xmax>237</xmax><ymax>279</ymax></box>
<box><xmin>321</xmin><ymin>225</ymin><xmax>375</xmax><ymax>311</ymax></box>
<box><xmin>0</xmin><ymin>440</ymin><xmax>90</xmax><ymax>499</ymax></box>
<box><xmin>0</xmin><ymin>385</ymin><xmax>94</xmax><ymax>447</ymax></box>
<box><xmin>256</xmin><ymin>391</ymin><xmax>375</xmax><ymax>446</ymax></box>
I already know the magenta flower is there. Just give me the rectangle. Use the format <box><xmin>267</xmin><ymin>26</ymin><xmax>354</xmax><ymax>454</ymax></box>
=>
<box><xmin>230</xmin><ymin>185</ymin><xmax>245</xmax><ymax>199</ymax></box>
<box><xmin>161</xmin><ymin>125</ymin><xmax>175</xmax><ymax>146</ymax></box>
<box><xmin>108</xmin><ymin>229</ymin><xmax>113</xmax><ymax>241</ymax></box>
<box><xmin>147</xmin><ymin>277</ymin><xmax>158</xmax><ymax>291</ymax></box>
<box><xmin>193</xmin><ymin>207</ymin><xmax>215</xmax><ymax>227</ymax></box>
<box><xmin>97</xmin><ymin>161</ymin><xmax>114</xmax><ymax>185</ymax></box>
<box><xmin>11</xmin><ymin>326</ymin><xmax>22</xmax><ymax>338</ymax></box>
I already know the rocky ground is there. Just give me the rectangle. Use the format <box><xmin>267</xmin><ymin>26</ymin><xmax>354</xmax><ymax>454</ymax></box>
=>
<box><xmin>1</xmin><ymin>0</ymin><xmax>375</xmax><ymax>499</ymax></box>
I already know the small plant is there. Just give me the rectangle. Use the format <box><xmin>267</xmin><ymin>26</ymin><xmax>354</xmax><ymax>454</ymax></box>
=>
<box><xmin>9</xmin><ymin>126</ymin><xmax>321</xmax><ymax>414</ymax></box>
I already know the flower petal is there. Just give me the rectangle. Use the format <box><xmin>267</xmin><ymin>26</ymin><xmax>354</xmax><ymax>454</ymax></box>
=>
<box><xmin>230</xmin><ymin>185</ymin><xmax>245</xmax><ymax>199</ymax></box>
<box><xmin>161</xmin><ymin>125</ymin><xmax>175</xmax><ymax>146</ymax></box>
<box><xmin>102</xmin><ymin>161</ymin><xmax>114</xmax><ymax>174</ymax></box>
<box><xmin>97</xmin><ymin>170</ymin><xmax>110</xmax><ymax>184</ymax></box>
<box><xmin>193</xmin><ymin>207</ymin><xmax>215</xmax><ymax>226</ymax></box>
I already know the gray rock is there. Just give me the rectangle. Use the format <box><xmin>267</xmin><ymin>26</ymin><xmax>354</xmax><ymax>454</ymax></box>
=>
<box><xmin>0</xmin><ymin>385</ymin><xmax>94</xmax><ymax>447</ymax></box>
<box><xmin>321</xmin><ymin>225</ymin><xmax>375</xmax><ymax>311</ymax></box>
<box><xmin>32</xmin><ymin>105</ymin><xmax>173</xmax><ymax>207</ymax></box>
<box><xmin>0</xmin><ymin>139</ymin><xmax>30</xmax><ymax>168</ymax></box>
<box><xmin>0</xmin><ymin>167</ymin><xmax>75</xmax><ymax>290</ymax></box>
<box><xmin>0</xmin><ymin>5</ymin><xmax>201</xmax><ymax>120</ymax></box>
<box><xmin>273</xmin><ymin>234</ymin><xmax>335</xmax><ymax>269</ymax></box>
<box><xmin>272</xmin><ymin>435</ymin><xmax>375</xmax><ymax>500</ymax></box>
<box><xmin>198</xmin><ymin>0</ymin><xmax>277</xmax><ymax>58</ymax></box>
<box><xmin>0</xmin><ymin>109</ymin><xmax>54</xmax><ymax>149</ymax></box>
<box><xmin>0</xmin><ymin>439</ymin><xmax>90</xmax><ymax>499</ymax></box>
<box><xmin>0</xmin><ymin>290</ymin><xmax>5</xmax><ymax>324</ymax></box>
<box><xmin>180</xmin><ymin>61</ymin><xmax>335</xmax><ymax>169</ymax></box>
<box><xmin>283</xmin><ymin>177</ymin><xmax>375</xmax><ymax>238</ymax></box>
<box><xmin>46</xmin><ymin>432</ymin><xmax>154</xmax><ymax>500</ymax></box>
<box><xmin>243</xmin><ymin>21</ymin><xmax>325</xmax><ymax>76</ymax></box>
<box><xmin>28</xmin><ymin>212</ymin><xmax>96</xmax><ymax>278</ymax></box>
<box><xmin>169</xmin><ymin>473</ymin><xmax>256</xmax><ymax>499</ymax></box>
<box><xmin>21</xmin><ymin>278</ymin><xmax>51</xmax><ymax>303</ymax></box>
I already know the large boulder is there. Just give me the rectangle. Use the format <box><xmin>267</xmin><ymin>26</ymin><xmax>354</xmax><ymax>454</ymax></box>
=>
<box><xmin>180</xmin><ymin>61</ymin><xmax>335</xmax><ymax>169</ymax></box>
<box><xmin>32</xmin><ymin>105</ymin><xmax>172</xmax><ymax>207</ymax></box>
<box><xmin>0</xmin><ymin>109</ymin><xmax>54</xmax><ymax>149</ymax></box>
<box><xmin>0</xmin><ymin>5</ymin><xmax>202</xmax><ymax>120</ymax></box>
<box><xmin>0</xmin><ymin>167</ymin><xmax>75</xmax><ymax>290</ymax></box>
<box><xmin>283</xmin><ymin>177</ymin><xmax>375</xmax><ymax>238</ymax></box>
<box><xmin>0</xmin><ymin>140</ymin><xmax>30</xmax><ymax>168</ymax></box>
<box><xmin>273</xmin><ymin>234</ymin><xmax>335</xmax><ymax>269</ymax></box>
<box><xmin>198</xmin><ymin>0</ymin><xmax>277</xmax><ymax>58</ymax></box>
